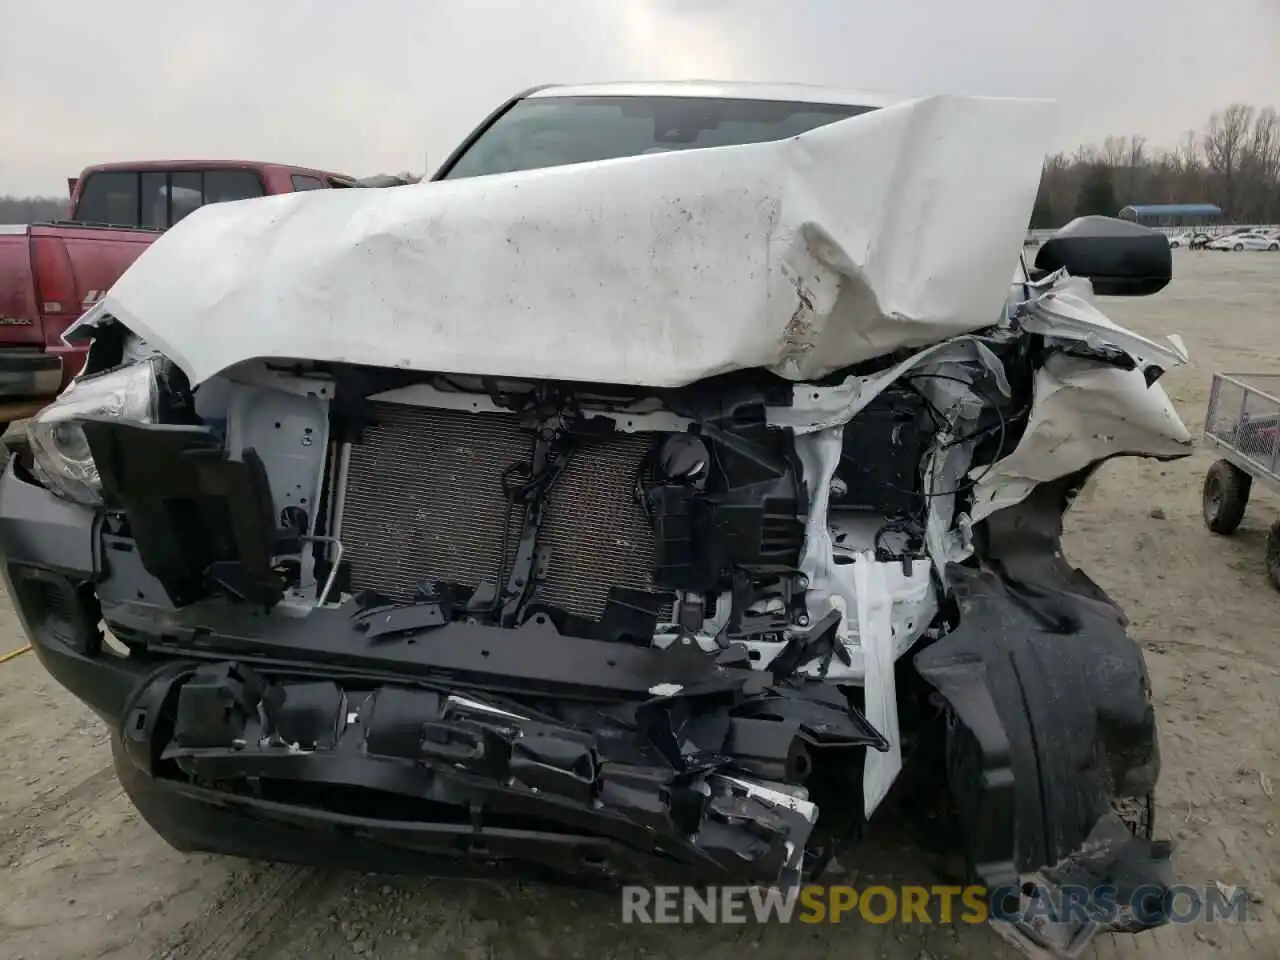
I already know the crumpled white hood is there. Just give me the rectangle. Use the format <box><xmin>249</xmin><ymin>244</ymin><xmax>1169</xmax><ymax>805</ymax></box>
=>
<box><xmin>87</xmin><ymin>94</ymin><xmax>1055</xmax><ymax>387</ymax></box>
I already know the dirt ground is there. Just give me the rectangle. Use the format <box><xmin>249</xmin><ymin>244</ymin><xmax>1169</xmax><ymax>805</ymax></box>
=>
<box><xmin>1</xmin><ymin>251</ymin><xmax>1279</xmax><ymax>960</ymax></box>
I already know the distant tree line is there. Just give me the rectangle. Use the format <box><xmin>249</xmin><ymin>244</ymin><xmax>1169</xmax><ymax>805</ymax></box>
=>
<box><xmin>0</xmin><ymin>195</ymin><xmax>66</xmax><ymax>223</ymax></box>
<box><xmin>1034</xmin><ymin>103</ymin><xmax>1280</xmax><ymax>227</ymax></box>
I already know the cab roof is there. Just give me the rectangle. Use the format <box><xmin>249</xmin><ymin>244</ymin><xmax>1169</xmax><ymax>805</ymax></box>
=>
<box><xmin>77</xmin><ymin>159</ymin><xmax>353</xmax><ymax>181</ymax></box>
<box><xmin>526</xmin><ymin>81</ymin><xmax>905</xmax><ymax>109</ymax></box>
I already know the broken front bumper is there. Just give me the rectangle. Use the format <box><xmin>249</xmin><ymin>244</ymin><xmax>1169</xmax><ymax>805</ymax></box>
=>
<box><xmin>0</xmin><ymin>455</ymin><xmax>888</xmax><ymax>884</ymax></box>
<box><xmin>111</xmin><ymin>660</ymin><xmax>861</xmax><ymax>884</ymax></box>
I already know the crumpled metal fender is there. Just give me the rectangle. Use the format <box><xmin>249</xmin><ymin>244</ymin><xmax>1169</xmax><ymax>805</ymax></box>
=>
<box><xmin>913</xmin><ymin>473</ymin><xmax>1163</xmax><ymax>891</ymax></box>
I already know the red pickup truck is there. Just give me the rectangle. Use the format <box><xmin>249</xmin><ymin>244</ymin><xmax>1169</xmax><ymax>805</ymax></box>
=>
<box><xmin>0</xmin><ymin>159</ymin><xmax>355</xmax><ymax>427</ymax></box>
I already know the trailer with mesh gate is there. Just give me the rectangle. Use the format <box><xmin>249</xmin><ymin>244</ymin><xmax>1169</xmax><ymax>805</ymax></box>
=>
<box><xmin>1201</xmin><ymin>372</ymin><xmax>1280</xmax><ymax>589</ymax></box>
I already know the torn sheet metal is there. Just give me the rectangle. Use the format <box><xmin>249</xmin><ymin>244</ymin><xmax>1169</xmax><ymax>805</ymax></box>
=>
<box><xmin>970</xmin><ymin>353</ymin><xmax>1193</xmax><ymax>523</ymax></box>
<box><xmin>76</xmin><ymin>94</ymin><xmax>1054</xmax><ymax>388</ymax></box>
<box><xmin>1018</xmin><ymin>275</ymin><xmax>1190</xmax><ymax>370</ymax></box>
<box><xmin>766</xmin><ymin>334</ymin><xmax>1010</xmax><ymax>435</ymax></box>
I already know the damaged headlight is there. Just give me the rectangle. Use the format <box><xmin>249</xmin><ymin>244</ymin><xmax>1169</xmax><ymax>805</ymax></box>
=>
<box><xmin>27</xmin><ymin>359</ymin><xmax>161</xmax><ymax>506</ymax></box>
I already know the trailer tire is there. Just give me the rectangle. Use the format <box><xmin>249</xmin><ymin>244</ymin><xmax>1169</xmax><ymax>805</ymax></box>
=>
<box><xmin>1203</xmin><ymin>460</ymin><xmax>1251</xmax><ymax>534</ymax></box>
<box><xmin>1267</xmin><ymin>522</ymin><xmax>1280</xmax><ymax>591</ymax></box>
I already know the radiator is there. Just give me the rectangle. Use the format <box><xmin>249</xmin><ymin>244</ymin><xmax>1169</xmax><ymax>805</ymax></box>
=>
<box><xmin>340</xmin><ymin>402</ymin><xmax>662</xmax><ymax>620</ymax></box>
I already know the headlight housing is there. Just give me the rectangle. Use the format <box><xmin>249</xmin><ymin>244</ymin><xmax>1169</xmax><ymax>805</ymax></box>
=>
<box><xmin>27</xmin><ymin>359</ymin><xmax>161</xmax><ymax>506</ymax></box>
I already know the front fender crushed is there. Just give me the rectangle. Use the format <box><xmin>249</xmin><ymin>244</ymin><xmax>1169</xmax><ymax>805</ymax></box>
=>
<box><xmin>916</xmin><ymin>564</ymin><xmax>1160</xmax><ymax>881</ymax></box>
<box><xmin>914</xmin><ymin>477</ymin><xmax>1172</xmax><ymax>953</ymax></box>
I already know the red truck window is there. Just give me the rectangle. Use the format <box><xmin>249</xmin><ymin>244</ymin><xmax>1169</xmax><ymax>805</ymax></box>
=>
<box><xmin>76</xmin><ymin>172</ymin><xmax>140</xmax><ymax>226</ymax></box>
<box><xmin>73</xmin><ymin>169</ymin><xmax>266</xmax><ymax>229</ymax></box>
<box><xmin>204</xmin><ymin>170</ymin><xmax>265</xmax><ymax>204</ymax></box>
<box><xmin>291</xmin><ymin>175</ymin><xmax>326</xmax><ymax>191</ymax></box>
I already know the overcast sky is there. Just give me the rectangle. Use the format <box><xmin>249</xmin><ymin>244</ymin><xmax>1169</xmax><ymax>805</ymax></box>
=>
<box><xmin>1</xmin><ymin>0</ymin><xmax>1277</xmax><ymax>195</ymax></box>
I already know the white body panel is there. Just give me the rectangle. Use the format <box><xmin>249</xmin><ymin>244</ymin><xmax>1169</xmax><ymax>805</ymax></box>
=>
<box><xmin>85</xmin><ymin>94</ymin><xmax>1055</xmax><ymax>389</ymax></box>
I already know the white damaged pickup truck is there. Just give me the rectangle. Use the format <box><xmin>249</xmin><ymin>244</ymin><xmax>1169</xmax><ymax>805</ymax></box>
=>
<box><xmin>0</xmin><ymin>83</ymin><xmax>1193</xmax><ymax>956</ymax></box>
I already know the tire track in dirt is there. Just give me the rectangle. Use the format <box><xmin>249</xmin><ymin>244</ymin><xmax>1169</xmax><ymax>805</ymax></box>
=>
<box><xmin>0</xmin><ymin>763</ymin><xmax>118</xmax><ymax>861</ymax></box>
<box><xmin>166</xmin><ymin>864</ymin><xmax>340</xmax><ymax>960</ymax></box>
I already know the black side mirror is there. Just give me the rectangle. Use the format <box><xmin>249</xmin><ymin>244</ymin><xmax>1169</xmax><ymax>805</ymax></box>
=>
<box><xmin>1034</xmin><ymin>216</ymin><xmax>1172</xmax><ymax>297</ymax></box>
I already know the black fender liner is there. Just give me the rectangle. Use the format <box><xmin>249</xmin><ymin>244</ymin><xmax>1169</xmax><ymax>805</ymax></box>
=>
<box><xmin>915</xmin><ymin>474</ymin><xmax>1161</xmax><ymax>890</ymax></box>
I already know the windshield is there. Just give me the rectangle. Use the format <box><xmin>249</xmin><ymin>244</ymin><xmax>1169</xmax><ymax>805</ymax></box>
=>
<box><xmin>440</xmin><ymin>95</ymin><xmax>878</xmax><ymax>180</ymax></box>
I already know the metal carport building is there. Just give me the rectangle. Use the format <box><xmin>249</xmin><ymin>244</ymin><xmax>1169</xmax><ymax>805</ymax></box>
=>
<box><xmin>1118</xmin><ymin>203</ymin><xmax>1223</xmax><ymax>227</ymax></box>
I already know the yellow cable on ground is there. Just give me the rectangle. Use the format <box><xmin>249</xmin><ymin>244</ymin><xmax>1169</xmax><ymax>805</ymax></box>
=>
<box><xmin>0</xmin><ymin>644</ymin><xmax>31</xmax><ymax>664</ymax></box>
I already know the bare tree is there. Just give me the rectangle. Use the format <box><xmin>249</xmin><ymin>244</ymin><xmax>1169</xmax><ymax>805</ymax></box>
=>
<box><xmin>1100</xmin><ymin>135</ymin><xmax>1129</xmax><ymax>170</ymax></box>
<box><xmin>1072</xmin><ymin>143</ymin><xmax>1100</xmax><ymax>166</ymax></box>
<box><xmin>1242</xmin><ymin>108</ymin><xmax>1280</xmax><ymax>221</ymax></box>
<box><xmin>1203</xmin><ymin>104</ymin><xmax>1256</xmax><ymax>214</ymax></box>
<box><xmin>1176</xmin><ymin>130</ymin><xmax>1201</xmax><ymax>172</ymax></box>
<box><xmin>1119</xmin><ymin>135</ymin><xmax>1147</xmax><ymax>198</ymax></box>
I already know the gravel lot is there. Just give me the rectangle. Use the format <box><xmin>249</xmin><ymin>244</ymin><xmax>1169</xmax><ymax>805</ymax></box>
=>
<box><xmin>1</xmin><ymin>251</ymin><xmax>1279</xmax><ymax>960</ymax></box>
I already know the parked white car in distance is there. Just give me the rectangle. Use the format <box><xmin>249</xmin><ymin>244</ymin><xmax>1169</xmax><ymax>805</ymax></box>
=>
<box><xmin>1206</xmin><ymin>230</ymin><xmax>1280</xmax><ymax>251</ymax></box>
